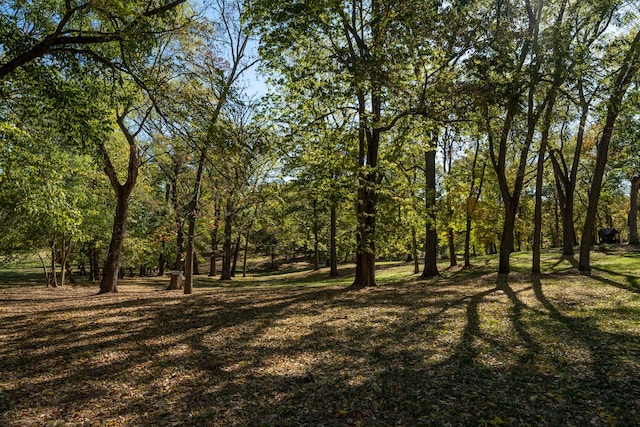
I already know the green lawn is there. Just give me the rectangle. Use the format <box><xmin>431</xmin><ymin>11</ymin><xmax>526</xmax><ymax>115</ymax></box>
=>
<box><xmin>1</xmin><ymin>248</ymin><xmax>639</xmax><ymax>426</ymax></box>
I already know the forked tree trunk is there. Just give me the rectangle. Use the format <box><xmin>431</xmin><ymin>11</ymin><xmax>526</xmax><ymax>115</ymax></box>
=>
<box><xmin>99</xmin><ymin>113</ymin><xmax>141</xmax><ymax>294</ymax></box>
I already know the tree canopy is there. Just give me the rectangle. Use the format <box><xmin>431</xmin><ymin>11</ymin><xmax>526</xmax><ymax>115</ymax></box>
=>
<box><xmin>1</xmin><ymin>0</ymin><xmax>639</xmax><ymax>289</ymax></box>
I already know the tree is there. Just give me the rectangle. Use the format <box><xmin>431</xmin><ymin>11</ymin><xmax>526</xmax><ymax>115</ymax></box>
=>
<box><xmin>0</xmin><ymin>0</ymin><xmax>189</xmax><ymax>80</ymax></box>
<box><xmin>610</xmin><ymin>88</ymin><xmax>640</xmax><ymax>244</ymax></box>
<box><xmin>579</xmin><ymin>29</ymin><xmax>640</xmax><ymax>273</ymax></box>
<box><xmin>532</xmin><ymin>0</ymin><xmax>570</xmax><ymax>274</ymax></box>
<box><xmin>472</xmin><ymin>0</ymin><xmax>548</xmax><ymax>275</ymax></box>
<box><xmin>251</xmin><ymin>0</ymin><xmax>471</xmax><ymax>287</ymax></box>
<box><xmin>547</xmin><ymin>1</ymin><xmax>620</xmax><ymax>257</ymax></box>
<box><xmin>0</xmin><ymin>64</ymin><xmax>111</xmax><ymax>286</ymax></box>
<box><xmin>97</xmin><ymin>105</ymin><xmax>146</xmax><ymax>293</ymax></box>
<box><xmin>180</xmin><ymin>0</ymin><xmax>257</xmax><ymax>294</ymax></box>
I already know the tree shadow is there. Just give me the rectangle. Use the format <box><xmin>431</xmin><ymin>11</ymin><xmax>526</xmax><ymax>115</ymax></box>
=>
<box><xmin>590</xmin><ymin>266</ymin><xmax>640</xmax><ymax>294</ymax></box>
<box><xmin>2</xmin><ymin>271</ymin><xmax>640</xmax><ymax>425</ymax></box>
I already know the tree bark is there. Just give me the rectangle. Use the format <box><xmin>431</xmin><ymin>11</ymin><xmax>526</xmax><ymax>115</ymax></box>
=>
<box><xmin>498</xmin><ymin>199</ymin><xmax>517</xmax><ymax>275</ymax></box>
<box><xmin>312</xmin><ymin>199</ymin><xmax>320</xmax><ymax>271</ymax></box>
<box><xmin>484</xmin><ymin>1</ymin><xmax>544</xmax><ymax>275</ymax></box>
<box><xmin>100</xmin><ymin>192</ymin><xmax>131</xmax><ymax>293</ymax></box>
<box><xmin>158</xmin><ymin>239</ymin><xmax>166</xmax><ymax>277</ymax></box>
<box><xmin>447</xmin><ymin>228</ymin><xmax>457</xmax><ymax>268</ymax></box>
<box><xmin>60</xmin><ymin>235</ymin><xmax>67</xmax><ymax>286</ymax></box>
<box><xmin>242</xmin><ymin>233</ymin><xmax>250</xmax><ymax>277</ymax></box>
<box><xmin>220</xmin><ymin>197</ymin><xmax>234</xmax><ymax>281</ymax></box>
<box><xmin>37</xmin><ymin>251</ymin><xmax>50</xmax><ymax>287</ymax></box>
<box><xmin>50</xmin><ymin>242</ymin><xmax>58</xmax><ymax>287</ymax></box>
<box><xmin>231</xmin><ymin>234</ymin><xmax>241</xmax><ymax>277</ymax></box>
<box><xmin>411</xmin><ymin>226</ymin><xmax>419</xmax><ymax>274</ymax></box>
<box><xmin>421</xmin><ymin>148</ymin><xmax>439</xmax><ymax>278</ymax></box>
<box><xmin>351</xmin><ymin>89</ymin><xmax>380</xmax><ymax>289</ymax></box>
<box><xmin>88</xmin><ymin>242</ymin><xmax>99</xmax><ymax>281</ymax></box>
<box><xmin>628</xmin><ymin>175</ymin><xmax>640</xmax><ymax>244</ymax></box>
<box><xmin>329</xmin><ymin>204</ymin><xmax>339</xmax><ymax>277</ymax></box>
<box><xmin>209</xmin><ymin>203</ymin><xmax>220</xmax><ymax>276</ymax></box>
<box><xmin>464</xmin><ymin>141</ymin><xmax>485</xmax><ymax>268</ymax></box>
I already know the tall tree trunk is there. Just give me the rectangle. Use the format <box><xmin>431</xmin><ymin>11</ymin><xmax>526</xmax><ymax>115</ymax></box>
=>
<box><xmin>100</xmin><ymin>193</ymin><xmax>131</xmax><ymax>293</ymax></box>
<box><xmin>50</xmin><ymin>241</ymin><xmax>58</xmax><ymax>287</ymax></box>
<box><xmin>485</xmin><ymin>1</ymin><xmax>543</xmax><ymax>275</ymax></box>
<box><xmin>170</xmin><ymin>162</ymin><xmax>184</xmax><ymax>272</ymax></box>
<box><xmin>158</xmin><ymin>240</ymin><xmax>166</xmax><ymax>276</ymax></box>
<box><xmin>183</xmin><ymin>149</ymin><xmax>207</xmax><ymax>294</ymax></box>
<box><xmin>193</xmin><ymin>251</ymin><xmax>200</xmax><ymax>275</ymax></box>
<box><xmin>421</xmin><ymin>148</ymin><xmax>439</xmax><ymax>278</ymax></box>
<box><xmin>64</xmin><ymin>262</ymin><xmax>76</xmax><ymax>285</ymax></box>
<box><xmin>553</xmin><ymin>193</ymin><xmax>560</xmax><ymax>248</ymax></box>
<box><xmin>551</xmin><ymin>152</ymin><xmax>578</xmax><ymax>256</ymax></box>
<box><xmin>209</xmin><ymin>204</ymin><xmax>220</xmax><ymax>276</ymax></box>
<box><xmin>447</xmin><ymin>228</ymin><xmax>457</xmax><ymax>268</ymax></box>
<box><xmin>98</xmin><ymin>112</ymin><xmax>141</xmax><ymax>294</ymax></box>
<box><xmin>464</xmin><ymin>142</ymin><xmax>485</xmax><ymax>268</ymax></box>
<box><xmin>37</xmin><ymin>251</ymin><xmax>50</xmax><ymax>287</ymax></box>
<box><xmin>550</xmin><ymin>75</ymin><xmax>594</xmax><ymax>257</ymax></box>
<box><xmin>499</xmin><ymin>200</ymin><xmax>517</xmax><ymax>275</ymax></box>
<box><xmin>580</xmin><ymin>29</ymin><xmax>640</xmax><ymax>273</ymax></box>
<box><xmin>351</xmin><ymin>91</ymin><xmax>380</xmax><ymax>289</ymax></box>
<box><xmin>411</xmin><ymin>226</ymin><xmax>419</xmax><ymax>274</ymax></box>
<box><xmin>88</xmin><ymin>242</ymin><xmax>99</xmax><ymax>281</ymax></box>
<box><xmin>329</xmin><ymin>204</ymin><xmax>339</xmax><ymax>277</ymax></box>
<box><xmin>60</xmin><ymin>235</ymin><xmax>67</xmax><ymax>286</ymax></box>
<box><xmin>533</xmin><ymin>3</ymin><xmax>565</xmax><ymax>274</ymax></box>
<box><xmin>629</xmin><ymin>175</ymin><xmax>640</xmax><ymax>244</ymax></box>
<box><xmin>312</xmin><ymin>199</ymin><xmax>320</xmax><ymax>271</ymax></box>
<box><xmin>174</xmin><ymin>222</ymin><xmax>184</xmax><ymax>271</ymax></box>
<box><xmin>231</xmin><ymin>234</ymin><xmax>241</xmax><ymax>277</ymax></box>
<box><xmin>242</xmin><ymin>233</ymin><xmax>250</xmax><ymax>277</ymax></box>
<box><xmin>464</xmin><ymin>216</ymin><xmax>472</xmax><ymax>268</ymax></box>
<box><xmin>220</xmin><ymin>197</ymin><xmax>234</xmax><ymax>281</ymax></box>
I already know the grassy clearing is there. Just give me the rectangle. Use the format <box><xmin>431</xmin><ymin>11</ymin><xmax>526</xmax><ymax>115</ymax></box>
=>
<box><xmin>1</xmin><ymin>248</ymin><xmax>640</xmax><ymax>426</ymax></box>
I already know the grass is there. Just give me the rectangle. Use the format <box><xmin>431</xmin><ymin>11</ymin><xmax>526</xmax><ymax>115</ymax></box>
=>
<box><xmin>1</xmin><ymin>248</ymin><xmax>640</xmax><ymax>426</ymax></box>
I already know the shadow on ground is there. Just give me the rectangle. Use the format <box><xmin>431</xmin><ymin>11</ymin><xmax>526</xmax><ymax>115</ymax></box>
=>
<box><xmin>1</xmin><ymin>262</ymin><xmax>639</xmax><ymax>426</ymax></box>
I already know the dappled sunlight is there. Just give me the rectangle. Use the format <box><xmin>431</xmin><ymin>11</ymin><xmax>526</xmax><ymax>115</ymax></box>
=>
<box><xmin>2</xmin><ymin>261</ymin><xmax>640</xmax><ymax>425</ymax></box>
